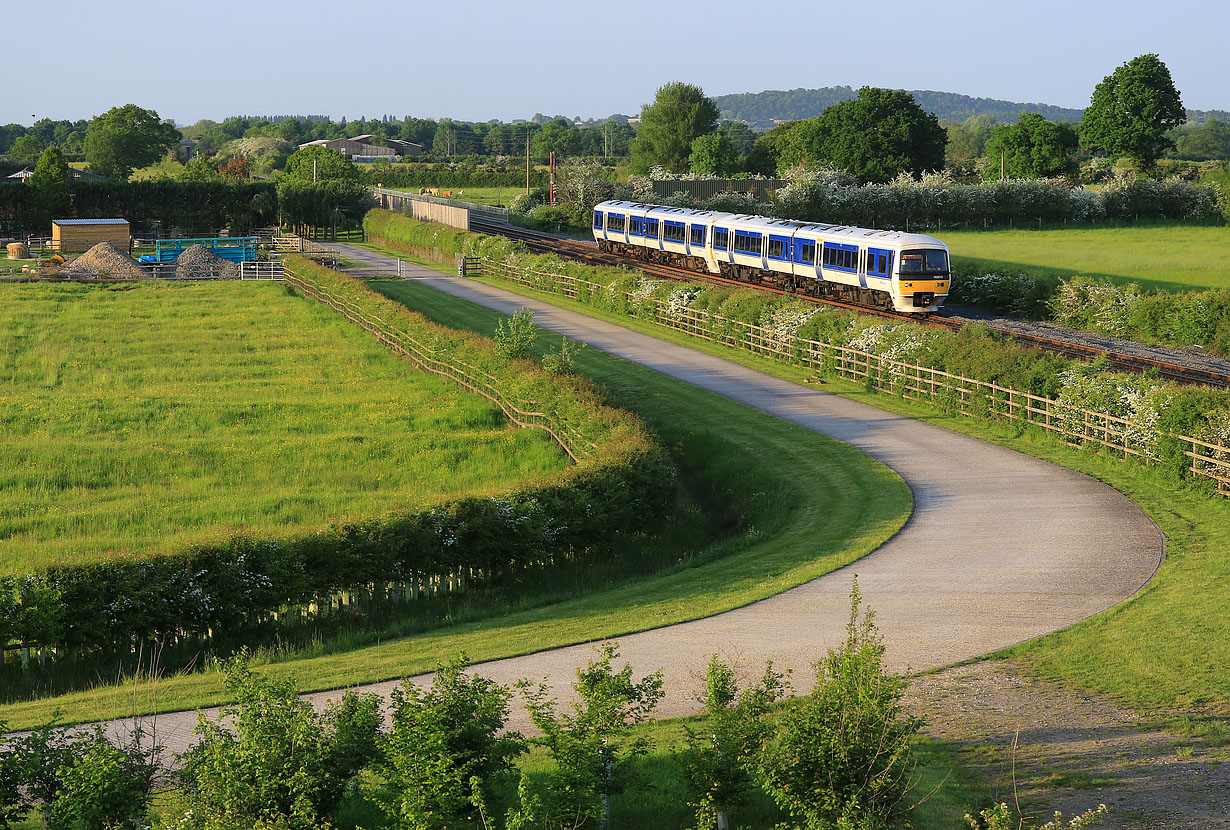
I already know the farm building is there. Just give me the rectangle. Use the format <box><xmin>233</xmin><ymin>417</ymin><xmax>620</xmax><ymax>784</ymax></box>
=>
<box><xmin>52</xmin><ymin>219</ymin><xmax>131</xmax><ymax>253</ymax></box>
<box><xmin>297</xmin><ymin>135</ymin><xmax>423</xmax><ymax>162</ymax></box>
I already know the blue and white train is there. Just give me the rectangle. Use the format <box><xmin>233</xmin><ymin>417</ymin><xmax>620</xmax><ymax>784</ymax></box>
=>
<box><xmin>592</xmin><ymin>200</ymin><xmax>951</xmax><ymax>314</ymax></box>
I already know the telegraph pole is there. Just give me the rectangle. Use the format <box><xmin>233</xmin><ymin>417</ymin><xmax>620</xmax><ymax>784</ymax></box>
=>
<box><xmin>525</xmin><ymin>126</ymin><xmax>531</xmax><ymax>194</ymax></box>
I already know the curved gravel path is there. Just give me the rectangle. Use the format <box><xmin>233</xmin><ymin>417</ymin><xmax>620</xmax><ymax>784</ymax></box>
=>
<box><xmin>109</xmin><ymin>247</ymin><xmax>1164</xmax><ymax>754</ymax></box>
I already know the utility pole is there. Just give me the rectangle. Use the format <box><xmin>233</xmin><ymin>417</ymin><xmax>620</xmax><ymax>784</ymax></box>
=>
<box><xmin>313</xmin><ymin>158</ymin><xmax>317</xmax><ymax>183</ymax></box>
<box><xmin>525</xmin><ymin>126</ymin><xmax>531</xmax><ymax>194</ymax></box>
<box><xmin>1000</xmin><ymin>147</ymin><xmax>1005</xmax><ymax>182</ymax></box>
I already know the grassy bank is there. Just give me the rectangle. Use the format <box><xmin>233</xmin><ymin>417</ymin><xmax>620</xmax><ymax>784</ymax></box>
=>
<box><xmin>942</xmin><ymin>224</ymin><xmax>1230</xmax><ymax>292</ymax></box>
<box><xmin>0</xmin><ymin>280</ymin><xmax>910</xmax><ymax>729</ymax></box>
<box><xmin>0</xmin><ymin>281</ymin><xmax>567</xmax><ymax>573</ymax></box>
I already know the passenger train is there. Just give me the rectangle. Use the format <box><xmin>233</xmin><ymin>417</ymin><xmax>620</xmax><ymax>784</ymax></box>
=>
<box><xmin>592</xmin><ymin>200</ymin><xmax>951</xmax><ymax>314</ymax></box>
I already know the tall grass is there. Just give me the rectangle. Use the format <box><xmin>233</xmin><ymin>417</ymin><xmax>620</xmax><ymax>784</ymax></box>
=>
<box><xmin>0</xmin><ymin>281</ymin><xmax>567</xmax><ymax>573</ymax></box>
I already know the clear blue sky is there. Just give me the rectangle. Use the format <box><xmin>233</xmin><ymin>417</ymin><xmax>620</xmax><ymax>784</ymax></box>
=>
<box><xmin>7</xmin><ymin>0</ymin><xmax>1227</xmax><ymax>126</ymax></box>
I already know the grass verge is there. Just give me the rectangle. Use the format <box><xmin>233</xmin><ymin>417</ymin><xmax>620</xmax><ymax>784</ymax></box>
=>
<box><xmin>0</xmin><ymin>279</ymin><xmax>910</xmax><ymax>729</ymax></box>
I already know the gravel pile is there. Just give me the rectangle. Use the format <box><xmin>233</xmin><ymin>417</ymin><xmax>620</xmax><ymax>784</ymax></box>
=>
<box><xmin>175</xmin><ymin>245</ymin><xmax>240</xmax><ymax>280</ymax></box>
<box><xmin>63</xmin><ymin>243</ymin><xmax>149</xmax><ymax>279</ymax></box>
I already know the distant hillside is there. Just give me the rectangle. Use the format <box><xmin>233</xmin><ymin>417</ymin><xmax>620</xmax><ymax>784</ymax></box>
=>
<box><xmin>712</xmin><ymin>86</ymin><xmax>1228</xmax><ymax>125</ymax></box>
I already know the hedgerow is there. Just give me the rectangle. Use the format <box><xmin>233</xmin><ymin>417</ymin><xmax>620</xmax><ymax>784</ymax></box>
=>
<box><xmin>0</xmin><ymin>260</ymin><xmax>675</xmax><ymax>656</ymax></box>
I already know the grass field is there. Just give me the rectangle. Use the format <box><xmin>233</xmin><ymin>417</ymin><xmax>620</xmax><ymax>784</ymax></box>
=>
<box><xmin>940</xmin><ymin>224</ymin><xmax>1230</xmax><ymax>292</ymax></box>
<box><xmin>0</xmin><ymin>276</ymin><xmax>910</xmax><ymax>728</ymax></box>
<box><xmin>0</xmin><ymin>281</ymin><xmax>567</xmax><ymax>574</ymax></box>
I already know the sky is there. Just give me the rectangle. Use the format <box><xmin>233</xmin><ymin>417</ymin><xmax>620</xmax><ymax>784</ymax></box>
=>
<box><xmin>6</xmin><ymin>0</ymin><xmax>1228</xmax><ymax>127</ymax></box>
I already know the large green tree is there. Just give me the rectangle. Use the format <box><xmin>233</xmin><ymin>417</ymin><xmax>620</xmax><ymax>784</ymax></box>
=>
<box><xmin>531</xmin><ymin>118</ymin><xmax>581</xmax><ymax>158</ymax></box>
<box><xmin>778</xmin><ymin>87</ymin><xmax>947</xmax><ymax>182</ymax></box>
<box><xmin>689</xmin><ymin>131</ymin><xmax>738</xmax><ymax>176</ymax></box>
<box><xmin>982</xmin><ymin>113</ymin><xmax>1079</xmax><ymax>180</ymax></box>
<box><xmin>284</xmin><ymin>145</ymin><xmax>360</xmax><ymax>182</ymax></box>
<box><xmin>629</xmin><ymin>82</ymin><xmax>720</xmax><ymax>173</ymax></box>
<box><xmin>29</xmin><ymin>147</ymin><xmax>70</xmax><ymax>228</ymax></box>
<box><xmin>1081</xmin><ymin>53</ymin><xmax>1185</xmax><ymax>166</ymax></box>
<box><xmin>85</xmin><ymin>104</ymin><xmax>180</xmax><ymax>180</ymax></box>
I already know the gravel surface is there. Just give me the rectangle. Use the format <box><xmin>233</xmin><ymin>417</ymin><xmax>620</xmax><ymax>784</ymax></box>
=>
<box><xmin>907</xmin><ymin>660</ymin><xmax>1230</xmax><ymax>830</ymax></box>
<box><xmin>174</xmin><ymin>245</ymin><xmax>240</xmax><ymax>280</ymax></box>
<box><xmin>942</xmin><ymin>303</ymin><xmax>1230</xmax><ymax>382</ymax></box>
<box><xmin>62</xmin><ymin>243</ymin><xmax>148</xmax><ymax>279</ymax></box>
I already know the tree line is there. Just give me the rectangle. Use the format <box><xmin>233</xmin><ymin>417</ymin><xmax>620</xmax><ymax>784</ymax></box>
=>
<box><xmin>629</xmin><ymin>55</ymin><xmax>1200</xmax><ymax>185</ymax></box>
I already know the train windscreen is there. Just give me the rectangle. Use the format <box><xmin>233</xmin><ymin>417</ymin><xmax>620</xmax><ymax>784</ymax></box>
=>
<box><xmin>899</xmin><ymin>249</ymin><xmax>949</xmax><ymax>276</ymax></box>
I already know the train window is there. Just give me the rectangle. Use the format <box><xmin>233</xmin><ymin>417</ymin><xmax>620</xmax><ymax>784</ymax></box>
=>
<box><xmin>878</xmin><ymin>254</ymin><xmax>886</xmax><ymax>274</ymax></box>
<box><xmin>593</xmin><ymin>211</ymin><xmax>603</xmax><ymax>229</ymax></box>
<box><xmin>713</xmin><ymin>228</ymin><xmax>729</xmax><ymax>250</ymax></box>
<box><xmin>690</xmin><ymin>224</ymin><xmax>705</xmax><ymax>246</ymax></box>
<box><xmin>767</xmin><ymin>237</ymin><xmax>786</xmax><ymax>260</ymax></box>
<box><xmin>664</xmin><ymin>221</ymin><xmax>685</xmax><ymax>242</ymax></box>
<box><xmin>608</xmin><ymin>214</ymin><xmax>625</xmax><ymax>233</ymax></box>
<box><xmin>645</xmin><ymin>218</ymin><xmax>659</xmax><ymax>238</ymax></box>
<box><xmin>795</xmin><ymin>240</ymin><xmax>815</xmax><ymax>264</ymax></box>
<box><xmin>629</xmin><ymin>217</ymin><xmax>642</xmax><ymax>236</ymax></box>
<box><xmin>733</xmin><ymin>231</ymin><xmax>761</xmax><ymax>255</ymax></box>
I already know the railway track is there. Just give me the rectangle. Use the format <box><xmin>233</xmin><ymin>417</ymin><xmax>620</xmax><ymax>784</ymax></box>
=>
<box><xmin>469</xmin><ymin>218</ymin><xmax>1230</xmax><ymax>390</ymax></box>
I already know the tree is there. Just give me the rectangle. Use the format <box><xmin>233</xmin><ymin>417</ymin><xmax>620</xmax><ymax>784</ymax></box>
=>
<box><xmin>758</xmin><ymin>579</ymin><xmax>922</xmax><ymax>829</ymax></box>
<box><xmin>179</xmin><ymin>660</ymin><xmax>380</xmax><ymax>829</ymax></box>
<box><xmin>783</xmin><ymin>87</ymin><xmax>948</xmax><ymax>183</ymax></box>
<box><xmin>284</xmin><ymin>145</ymin><xmax>359</xmax><ymax>183</ymax></box>
<box><xmin>30</xmin><ymin>147</ymin><xmax>70</xmax><ymax>226</ymax></box>
<box><xmin>378</xmin><ymin>656</ymin><xmax>525</xmax><ymax>828</ymax></box>
<box><xmin>8</xmin><ymin>133</ymin><xmax>43</xmax><ymax>165</ymax></box>
<box><xmin>85</xmin><ymin>104</ymin><xmax>180</xmax><ymax>180</ymax></box>
<box><xmin>532</xmin><ymin>118</ymin><xmax>581</xmax><ymax>159</ymax></box>
<box><xmin>689</xmin><ymin>132</ymin><xmax>738</xmax><ymax>176</ymax></box>
<box><xmin>1174</xmin><ymin>120</ymin><xmax>1230</xmax><ymax>161</ymax></box>
<box><xmin>982</xmin><ymin>113</ymin><xmax>1079</xmax><ymax>180</ymax></box>
<box><xmin>680</xmin><ymin>657</ymin><xmax>786</xmax><ymax>830</ymax></box>
<box><xmin>1081</xmin><ymin>53</ymin><xmax>1185</xmax><ymax>167</ymax></box>
<box><xmin>509</xmin><ymin>643</ymin><xmax>664</xmax><ymax>829</ymax></box>
<box><xmin>629</xmin><ymin>82</ymin><xmax>720</xmax><ymax>173</ymax></box>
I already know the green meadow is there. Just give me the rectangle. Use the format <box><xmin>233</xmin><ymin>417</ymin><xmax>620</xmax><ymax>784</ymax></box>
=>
<box><xmin>940</xmin><ymin>224</ymin><xmax>1230</xmax><ymax>292</ymax></box>
<box><xmin>0</xmin><ymin>281</ymin><xmax>567</xmax><ymax>574</ymax></box>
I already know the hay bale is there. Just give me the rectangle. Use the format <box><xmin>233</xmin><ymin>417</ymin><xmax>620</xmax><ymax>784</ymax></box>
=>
<box><xmin>6</xmin><ymin>242</ymin><xmax>27</xmax><ymax>260</ymax></box>
<box><xmin>175</xmin><ymin>245</ymin><xmax>240</xmax><ymax>280</ymax></box>
<box><xmin>63</xmin><ymin>242</ymin><xmax>149</xmax><ymax>279</ymax></box>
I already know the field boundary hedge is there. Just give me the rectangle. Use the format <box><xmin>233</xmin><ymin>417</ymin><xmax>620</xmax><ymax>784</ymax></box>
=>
<box><xmin>0</xmin><ymin>268</ymin><xmax>674</xmax><ymax>668</ymax></box>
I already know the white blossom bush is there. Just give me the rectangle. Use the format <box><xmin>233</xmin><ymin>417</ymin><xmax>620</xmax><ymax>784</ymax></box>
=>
<box><xmin>628</xmin><ymin>277</ymin><xmax>667</xmax><ymax>315</ymax></box>
<box><xmin>1054</xmin><ymin>364</ymin><xmax>1171</xmax><ymax>456</ymax></box>
<box><xmin>1050</xmin><ymin>278</ymin><xmax>1142</xmax><ymax>335</ymax></box>
<box><xmin>758</xmin><ymin>302</ymin><xmax>818</xmax><ymax>351</ymax></box>
<box><xmin>1196</xmin><ymin>409</ymin><xmax>1230</xmax><ymax>477</ymax></box>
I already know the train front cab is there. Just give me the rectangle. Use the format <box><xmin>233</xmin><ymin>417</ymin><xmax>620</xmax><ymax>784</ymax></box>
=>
<box><xmin>892</xmin><ymin>247</ymin><xmax>950</xmax><ymax>313</ymax></box>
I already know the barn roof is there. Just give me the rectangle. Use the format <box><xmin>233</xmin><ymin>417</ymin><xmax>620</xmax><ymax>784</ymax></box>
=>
<box><xmin>52</xmin><ymin>218</ymin><xmax>130</xmax><ymax>225</ymax></box>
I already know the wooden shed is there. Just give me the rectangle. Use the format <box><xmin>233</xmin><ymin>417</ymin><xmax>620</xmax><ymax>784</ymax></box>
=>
<box><xmin>51</xmin><ymin>219</ymin><xmax>131</xmax><ymax>254</ymax></box>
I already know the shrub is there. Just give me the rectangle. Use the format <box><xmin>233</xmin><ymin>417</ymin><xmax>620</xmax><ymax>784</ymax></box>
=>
<box><xmin>377</xmin><ymin>656</ymin><xmax>525</xmax><ymax>828</ymax></box>
<box><xmin>178</xmin><ymin>660</ymin><xmax>381</xmax><ymax>830</ymax></box>
<box><xmin>757</xmin><ymin>579</ymin><xmax>921</xmax><ymax>829</ymax></box>
<box><xmin>493</xmin><ymin>307</ymin><xmax>540</xmax><ymax>360</ymax></box>
<box><xmin>510</xmin><ymin>643</ymin><xmax>664</xmax><ymax>829</ymax></box>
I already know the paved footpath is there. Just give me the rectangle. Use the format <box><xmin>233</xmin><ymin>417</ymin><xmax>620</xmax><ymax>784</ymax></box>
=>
<box><xmin>113</xmin><ymin>246</ymin><xmax>1164</xmax><ymax>755</ymax></box>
